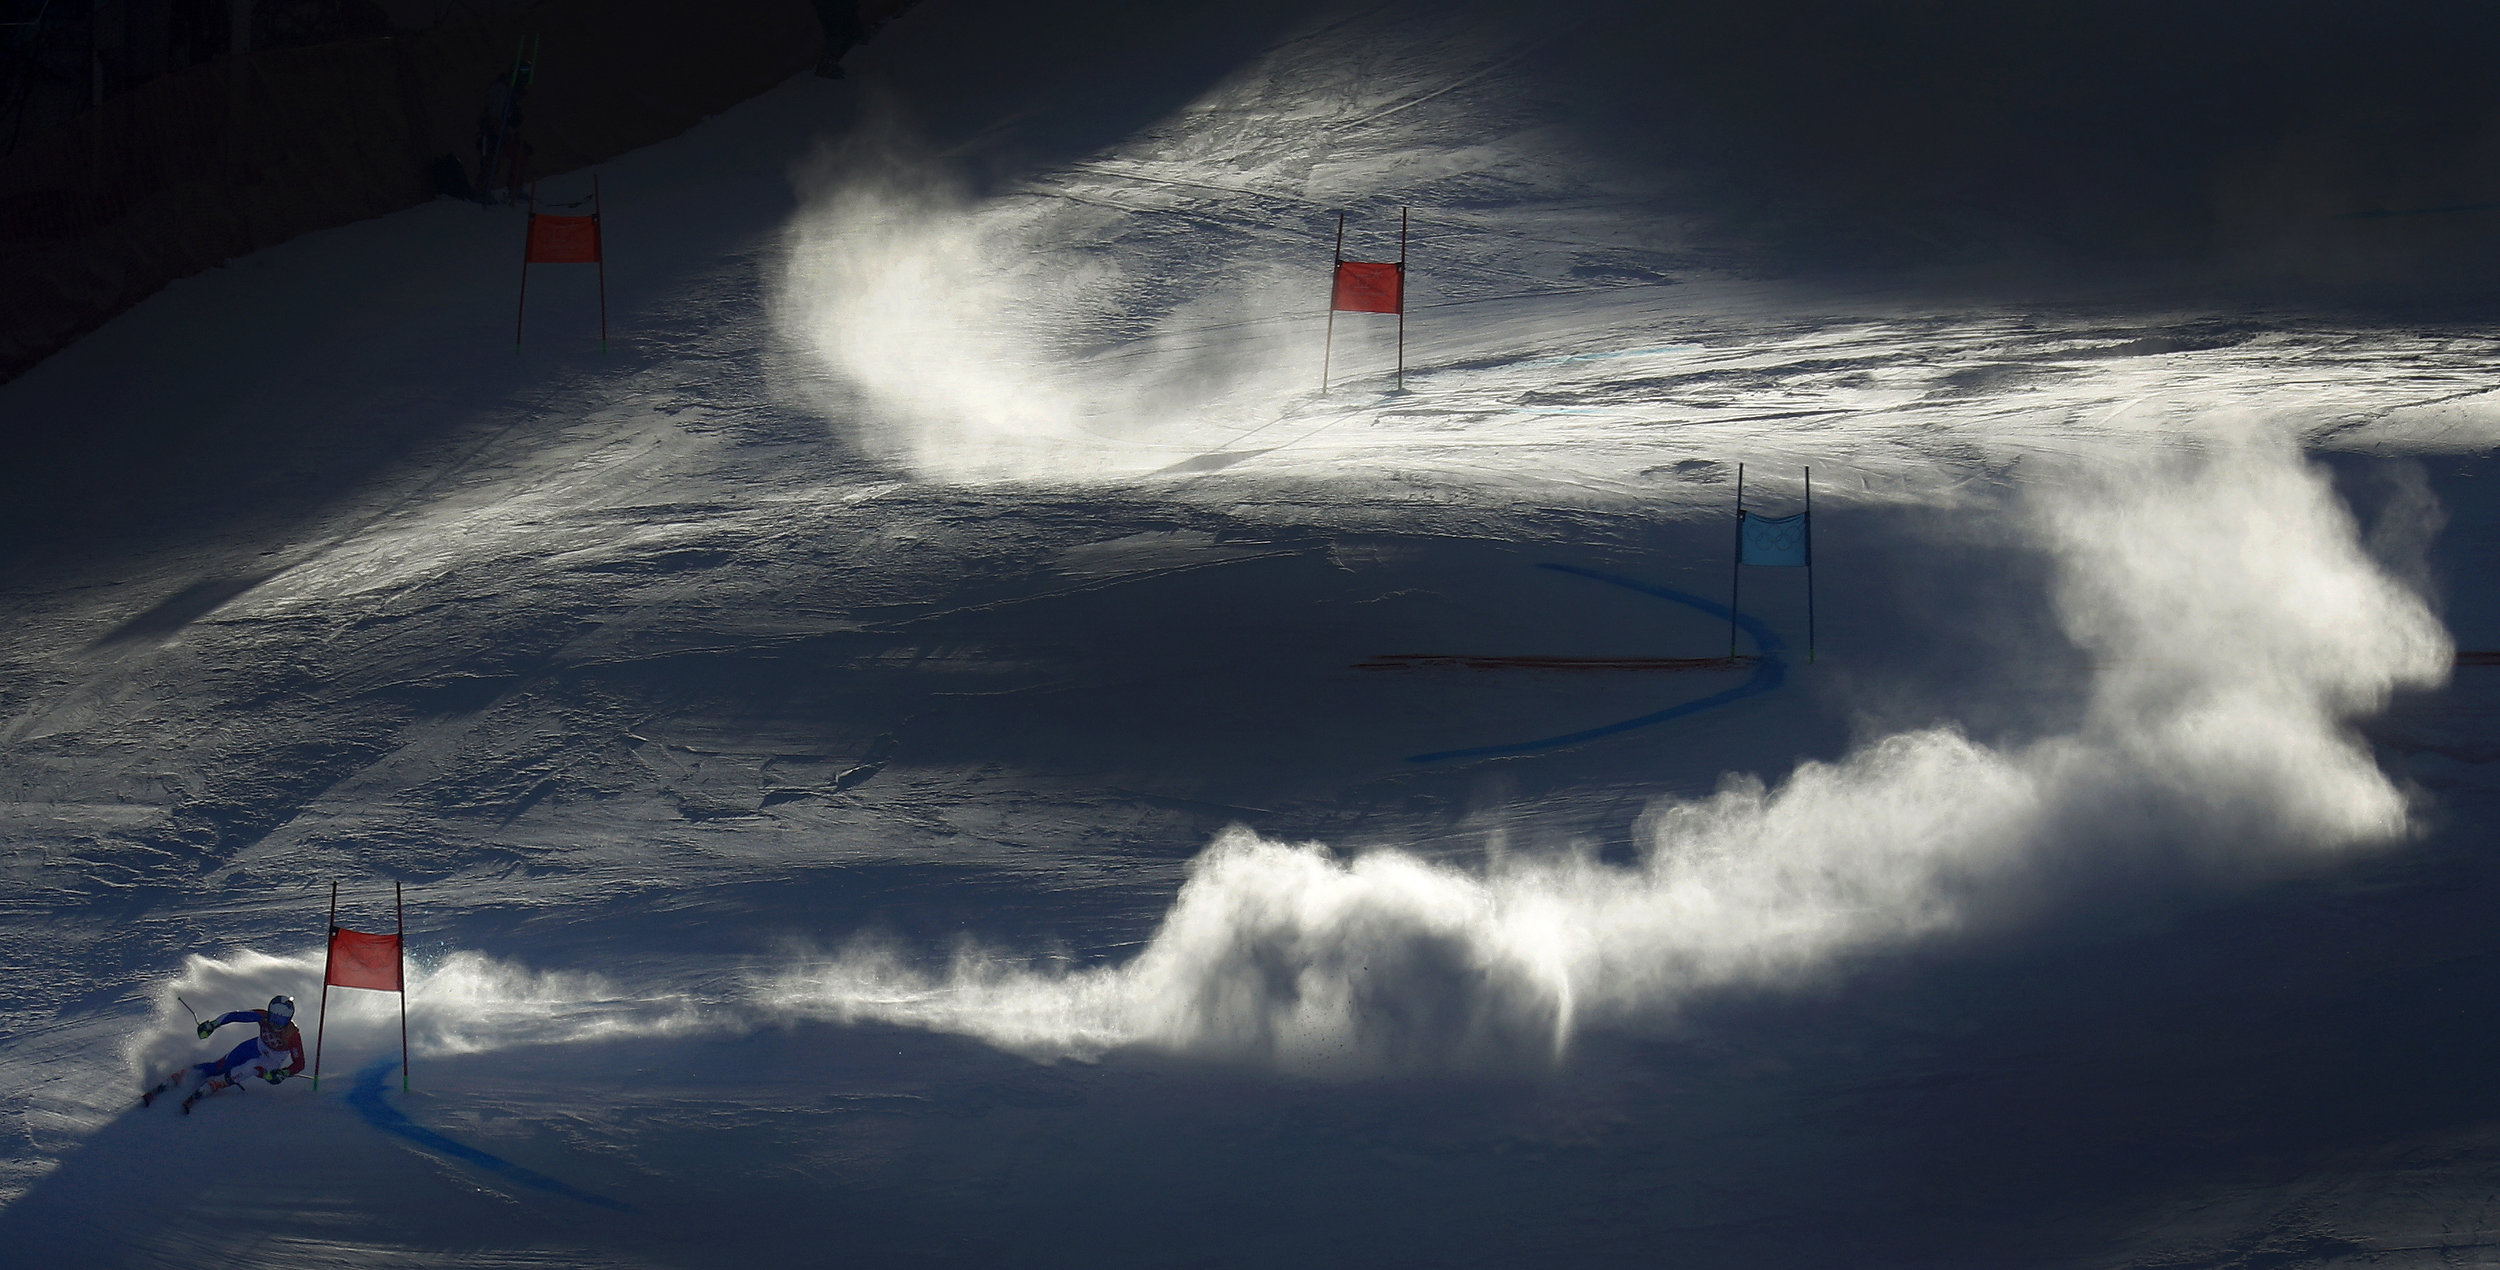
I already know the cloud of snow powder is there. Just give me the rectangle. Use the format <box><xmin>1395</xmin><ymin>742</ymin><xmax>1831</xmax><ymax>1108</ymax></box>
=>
<box><xmin>126</xmin><ymin>948</ymin><xmax>703</xmax><ymax>1084</ymax></box>
<box><xmin>761</xmin><ymin>431</ymin><xmax>2452</xmax><ymax>1073</ymax></box>
<box><xmin>773</xmin><ymin>108</ymin><xmax>1327</xmax><ymax>483</ymax></box>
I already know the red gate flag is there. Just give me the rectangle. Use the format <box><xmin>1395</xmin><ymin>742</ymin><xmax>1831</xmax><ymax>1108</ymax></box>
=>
<box><xmin>313</xmin><ymin>880</ymin><xmax>411</xmax><ymax>1092</ymax></box>
<box><xmin>525</xmin><ymin>213</ymin><xmax>601</xmax><ymax>263</ymax></box>
<box><xmin>1320</xmin><ymin>208</ymin><xmax>1409</xmax><ymax>392</ymax></box>
<box><xmin>327</xmin><ymin>927</ymin><xmax>403</xmax><ymax>991</ymax></box>
<box><xmin>516</xmin><ymin>175</ymin><xmax>609</xmax><ymax>353</ymax></box>
<box><xmin>1332</xmin><ymin>259</ymin><xmax>1404</xmax><ymax>314</ymax></box>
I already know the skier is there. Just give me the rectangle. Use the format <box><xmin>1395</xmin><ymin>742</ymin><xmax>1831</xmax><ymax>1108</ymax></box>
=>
<box><xmin>144</xmin><ymin>995</ymin><xmax>306</xmax><ymax>1113</ymax></box>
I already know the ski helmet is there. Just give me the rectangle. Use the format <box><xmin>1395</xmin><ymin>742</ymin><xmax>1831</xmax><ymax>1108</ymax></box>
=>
<box><xmin>267</xmin><ymin>995</ymin><xmax>295</xmax><ymax>1025</ymax></box>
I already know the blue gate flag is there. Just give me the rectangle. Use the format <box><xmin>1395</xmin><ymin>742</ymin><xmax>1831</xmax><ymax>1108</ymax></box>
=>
<box><xmin>1740</xmin><ymin>512</ymin><xmax>1809</xmax><ymax>566</ymax></box>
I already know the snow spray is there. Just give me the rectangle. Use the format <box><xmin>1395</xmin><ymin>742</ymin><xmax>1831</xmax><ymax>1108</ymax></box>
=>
<box><xmin>761</xmin><ymin>430</ymin><xmax>2451</xmax><ymax>1073</ymax></box>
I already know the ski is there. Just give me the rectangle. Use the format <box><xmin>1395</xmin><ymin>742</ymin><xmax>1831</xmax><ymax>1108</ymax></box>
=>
<box><xmin>505</xmin><ymin>33</ymin><xmax>539</xmax><ymax>200</ymax></box>
<box><xmin>178</xmin><ymin>1076</ymin><xmax>239</xmax><ymax>1115</ymax></box>
<box><xmin>475</xmin><ymin>33</ymin><xmax>540</xmax><ymax>205</ymax></box>
<box><xmin>140</xmin><ymin>1069</ymin><xmax>186</xmax><ymax>1108</ymax></box>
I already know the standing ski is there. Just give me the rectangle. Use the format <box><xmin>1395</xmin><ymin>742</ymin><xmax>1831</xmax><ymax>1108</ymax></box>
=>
<box><xmin>475</xmin><ymin>34</ymin><xmax>540</xmax><ymax>205</ymax></box>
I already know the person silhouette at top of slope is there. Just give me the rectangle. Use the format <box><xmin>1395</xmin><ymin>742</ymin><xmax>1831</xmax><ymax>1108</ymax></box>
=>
<box><xmin>144</xmin><ymin>995</ymin><xmax>306</xmax><ymax>1114</ymax></box>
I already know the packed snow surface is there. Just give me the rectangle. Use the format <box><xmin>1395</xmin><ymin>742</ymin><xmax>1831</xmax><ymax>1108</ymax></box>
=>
<box><xmin>4</xmin><ymin>2</ymin><xmax>2500</xmax><ymax>1265</ymax></box>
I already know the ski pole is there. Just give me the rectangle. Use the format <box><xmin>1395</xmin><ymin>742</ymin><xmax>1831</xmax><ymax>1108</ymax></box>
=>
<box><xmin>177</xmin><ymin>996</ymin><xmax>199</xmax><ymax>1028</ymax></box>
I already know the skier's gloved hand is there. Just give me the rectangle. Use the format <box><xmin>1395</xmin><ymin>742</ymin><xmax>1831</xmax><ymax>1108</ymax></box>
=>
<box><xmin>197</xmin><ymin>1021</ymin><xmax>215</xmax><ymax>1039</ymax></box>
<box><xmin>261</xmin><ymin>1070</ymin><xmax>289</xmax><ymax>1085</ymax></box>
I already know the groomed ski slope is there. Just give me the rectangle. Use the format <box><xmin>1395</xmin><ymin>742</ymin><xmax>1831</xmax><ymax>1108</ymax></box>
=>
<box><xmin>3</xmin><ymin>2</ymin><xmax>2500</xmax><ymax>1265</ymax></box>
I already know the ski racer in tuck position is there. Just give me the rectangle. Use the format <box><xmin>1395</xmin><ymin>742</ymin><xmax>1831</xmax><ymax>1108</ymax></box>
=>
<box><xmin>144</xmin><ymin>996</ymin><xmax>307</xmax><ymax>1113</ymax></box>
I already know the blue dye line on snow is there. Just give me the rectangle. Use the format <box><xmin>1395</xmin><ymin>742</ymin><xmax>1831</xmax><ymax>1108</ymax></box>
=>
<box><xmin>1406</xmin><ymin>563</ymin><xmax>1787</xmax><ymax>763</ymax></box>
<box><xmin>346</xmin><ymin>1059</ymin><xmax>634</xmax><ymax>1212</ymax></box>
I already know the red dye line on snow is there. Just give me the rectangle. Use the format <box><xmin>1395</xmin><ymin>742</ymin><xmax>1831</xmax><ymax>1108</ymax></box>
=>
<box><xmin>1355</xmin><ymin>654</ymin><xmax>1751</xmax><ymax>672</ymax></box>
<box><xmin>1372</xmin><ymin>651</ymin><xmax>2500</xmax><ymax>671</ymax></box>
<box><xmin>1402</xmin><ymin>564</ymin><xmax>1790</xmax><ymax>763</ymax></box>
